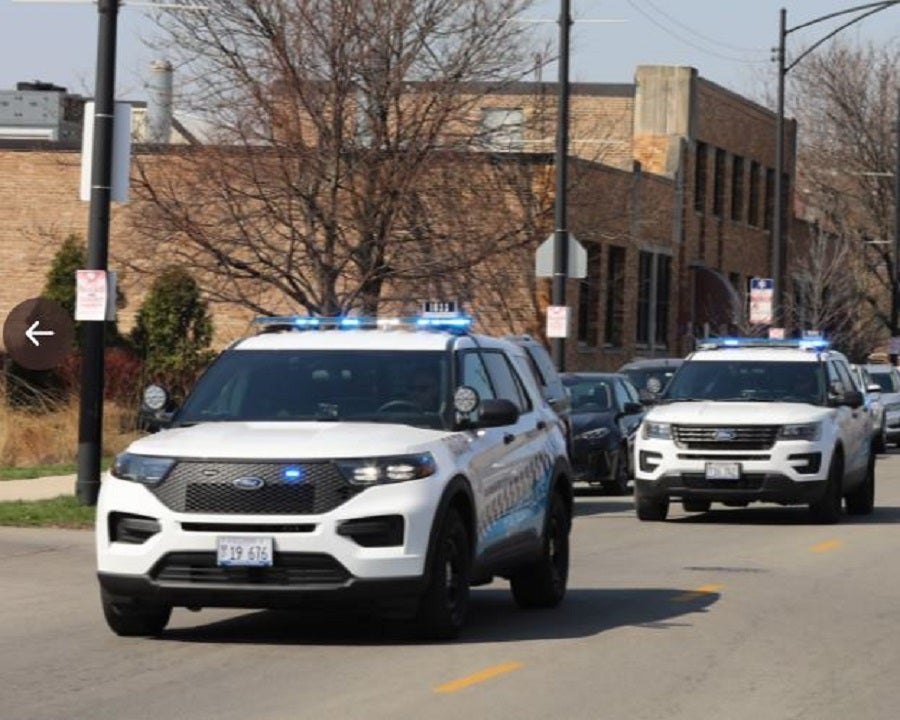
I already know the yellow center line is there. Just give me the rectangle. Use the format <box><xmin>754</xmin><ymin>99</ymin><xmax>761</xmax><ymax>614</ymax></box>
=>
<box><xmin>811</xmin><ymin>539</ymin><xmax>843</xmax><ymax>553</ymax></box>
<box><xmin>434</xmin><ymin>661</ymin><xmax>524</xmax><ymax>694</ymax></box>
<box><xmin>671</xmin><ymin>583</ymin><xmax>724</xmax><ymax>602</ymax></box>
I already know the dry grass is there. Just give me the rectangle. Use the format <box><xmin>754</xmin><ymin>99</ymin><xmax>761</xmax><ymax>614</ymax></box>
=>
<box><xmin>0</xmin><ymin>398</ymin><xmax>141</xmax><ymax>468</ymax></box>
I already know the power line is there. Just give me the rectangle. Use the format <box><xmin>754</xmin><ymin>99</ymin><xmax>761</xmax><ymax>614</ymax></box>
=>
<box><xmin>626</xmin><ymin>0</ymin><xmax>769</xmax><ymax>65</ymax></box>
<box><xmin>637</xmin><ymin>0</ymin><xmax>766</xmax><ymax>54</ymax></box>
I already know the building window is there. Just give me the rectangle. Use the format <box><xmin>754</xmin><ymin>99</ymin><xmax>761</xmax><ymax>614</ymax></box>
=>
<box><xmin>748</xmin><ymin>160</ymin><xmax>760</xmax><ymax>227</ymax></box>
<box><xmin>576</xmin><ymin>244</ymin><xmax>602</xmax><ymax>346</ymax></box>
<box><xmin>713</xmin><ymin>148</ymin><xmax>726</xmax><ymax>217</ymax></box>
<box><xmin>479</xmin><ymin>107</ymin><xmax>524</xmax><ymax>151</ymax></box>
<box><xmin>694</xmin><ymin>141</ymin><xmax>707</xmax><ymax>213</ymax></box>
<box><xmin>731</xmin><ymin>156</ymin><xmax>744</xmax><ymax>222</ymax></box>
<box><xmin>764</xmin><ymin>167</ymin><xmax>775</xmax><ymax>230</ymax></box>
<box><xmin>604</xmin><ymin>245</ymin><xmax>626</xmax><ymax>347</ymax></box>
<box><xmin>637</xmin><ymin>250</ymin><xmax>671</xmax><ymax>347</ymax></box>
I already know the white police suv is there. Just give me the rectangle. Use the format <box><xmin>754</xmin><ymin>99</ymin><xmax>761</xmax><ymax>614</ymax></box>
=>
<box><xmin>634</xmin><ymin>337</ymin><xmax>874</xmax><ymax>523</ymax></box>
<box><xmin>96</xmin><ymin>313</ymin><xmax>572</xmax><ymax>639</ymax></box>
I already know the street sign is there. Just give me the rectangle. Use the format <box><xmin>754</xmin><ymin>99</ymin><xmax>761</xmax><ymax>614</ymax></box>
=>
<box><xmin>546</xmin><ymin>305</ymin><xmax>569</xmax><ymax>338</ymax></box>
<box><xmin>749</xmin><ymin>277</ymin><xmax>773</xmax><ymax>325</ymax></box>
<box><xmin>535</xmin><ymin>233</ymin><xmax>587</xmax><ymax>279</ymax></box>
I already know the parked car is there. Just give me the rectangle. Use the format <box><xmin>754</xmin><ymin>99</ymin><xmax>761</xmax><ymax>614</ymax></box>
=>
<box><xmin>864</xmin><ymin>363</ymin><xmax>900</xmax><ymax>447</ymax></box>
<box><xmin>617</xmin><ymin>357</ymin><xmax>683</xmax><ymax>402</ymax></box>
<box><xmin>561</xmin><ymin>372</ymin><xmax>645</xmax><ymax>494</ymax></box>
<box><xmin>850</xmin><ymin>364</ymin><xmax>887</xmax><ymax>453</ymax></box>
<box><xmin>505</xmin><ymin>335</ymin><xmax>573</xmax><ymax>446</ymax></box>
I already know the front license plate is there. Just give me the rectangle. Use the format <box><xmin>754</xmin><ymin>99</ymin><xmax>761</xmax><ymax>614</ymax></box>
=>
<box><xmin>216</xmin><ymin>536</ymin><xmax>273</xmax><ymax>567</ymax></box>
<box><xmin>705</xmin><ymin>461</ymin><xmax>741</xmax><ymax>481</ymax></box>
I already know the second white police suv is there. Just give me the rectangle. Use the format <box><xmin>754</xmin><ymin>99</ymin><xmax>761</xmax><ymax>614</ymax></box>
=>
<box><xmin>634</xmin><ymin>337</ymin><xmax>875</xmax><ymax>523</ymax></box>
<box><xmin>96</xmin><ymin>312</ymin><xmax>573</xmax><ymax>639</ymax></box>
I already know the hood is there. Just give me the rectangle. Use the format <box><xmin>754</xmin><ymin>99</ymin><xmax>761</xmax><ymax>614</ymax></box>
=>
<box><xmin>125</xmin><ymin>422</ymin><xmax>448</xmax><ymax>460</ymax></box>
<box><xmin>571</xmin><ymin>410</ymin><xmax>616</xmax><ymax>434</ymax></box>
<box><xmin>646</xmin><ymin>401</ymin><xmax>832</xmax><ymax>425</ymax></box>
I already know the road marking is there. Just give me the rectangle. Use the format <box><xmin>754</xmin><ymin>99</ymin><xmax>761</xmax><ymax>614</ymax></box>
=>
<box><xmin>811</xmin><ymin>539</ymin><xmax>842</xmax><ymax>553</ymax></box>
<box><xmin>434</xmin><ymin>661</ymin><xmax>524</xmax><ymax>694</ymax></box>
<box><xmin>671</xmin><ymin>583</ymin><xmax>724</xmax><ymax>602</ymax></box>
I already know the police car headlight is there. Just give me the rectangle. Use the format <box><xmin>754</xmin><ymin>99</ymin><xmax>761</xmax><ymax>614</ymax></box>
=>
<box><xmin>338</xmin><ymin>453</ymin><xmax>437</xmax><ymax>486</ymax></box>
<box><xmin>577</xmin><ymin>427</ymin><xmax>610</xmax><ymax>441</ymax></box>
<box><xmin>778</xmin><ymin>422</ymin><xmax>822</xmax><ymax>441</ymax></box>
<box><xmin>642</xmin><ymin>421</ymin><xmax>672</xmax><ymax>440</ymax></box>
<box><xmin>110</xmin><ymin>453</ymin><xmax>176</xmax><ymax>486</ymax></box>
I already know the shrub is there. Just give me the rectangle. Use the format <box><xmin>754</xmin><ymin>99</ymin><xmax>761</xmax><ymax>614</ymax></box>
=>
<box><xmin>131</xmin><ymin>266</ymin><xmax>214</xmax><ymax>401</ymax></box>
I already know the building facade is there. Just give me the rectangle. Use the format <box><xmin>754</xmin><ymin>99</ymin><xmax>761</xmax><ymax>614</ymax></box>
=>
<box><xmin>0</xmin><ymin>65</ymin><xmax>799</xmax><ymax>371</ymax></box>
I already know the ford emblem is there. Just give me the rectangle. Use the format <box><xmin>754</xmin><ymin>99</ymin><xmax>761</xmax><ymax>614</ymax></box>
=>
<box><xmin>714</xmin><ymin>429</ymin><xmax>736</xmax><ymax>441</ymax></box>
<box><xmin>233</xmin><ymin>476</ymin><xmax>265</xmax><ymax>490</ymax></box>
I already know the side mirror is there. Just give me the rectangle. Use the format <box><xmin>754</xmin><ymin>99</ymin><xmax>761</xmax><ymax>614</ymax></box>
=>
<box><xmin>478</xmin><ymin>398</ymin><xmax>520</xmax><ymax>427</ymax></box>
<box><xmin>622</xmin><ymin>401</ymin><xmax>644</xmax><ymax>415</ymax></box>
<box><xmin>830</xmin><ymin>389</ymin><xmax>863</xmax><ymax>409</ymax></box>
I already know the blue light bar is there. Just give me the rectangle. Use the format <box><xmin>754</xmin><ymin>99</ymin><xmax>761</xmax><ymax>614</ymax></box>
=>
<box><xmin>697</xmin><ymin>336</ymin><xmax>830</xmax><ymax>351</ymax></box>
<box><xmin>252</xmin><ymin>313</ymin><xmax>474</xmax><ymax>333</ymax></box>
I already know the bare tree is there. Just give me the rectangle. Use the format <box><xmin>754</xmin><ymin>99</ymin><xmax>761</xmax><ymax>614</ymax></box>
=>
<box><xmin>786</xmin><ymin>39</ymin><xmax>900</xmax><ymax>353</ymax></box>
<box><xmin>130</xmin><ymin>0</ymin><xmax>552</xmax><ymax>317</ymax></box>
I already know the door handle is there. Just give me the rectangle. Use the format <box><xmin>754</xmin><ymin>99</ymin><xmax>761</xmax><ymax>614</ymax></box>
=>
<box><xmin>503</xmin><ymin>433</ymin><xmax>515</xmax><ymax>445</ymax></box>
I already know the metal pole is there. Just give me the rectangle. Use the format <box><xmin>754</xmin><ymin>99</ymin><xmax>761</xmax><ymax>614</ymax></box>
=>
<box><xmin>772</xmin><ymin>8</ymin><xmax>786</xmax><ymax>328</ymax></box>
<box><xmin>892</xmin><ymin>88</ymin><xmax>900</xmax><ymax>364</ymax></box>
<box><xmin>551</xmin><ymin>0</ymin><xmax>571</xmax><ymax>371</ymax></box>
<box><xmin>76</xmin><ymin>0</ymin><xmax>119</xmax><ymax>505</ymax></box>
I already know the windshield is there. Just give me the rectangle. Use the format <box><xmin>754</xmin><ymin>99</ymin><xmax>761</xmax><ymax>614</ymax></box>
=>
<box><xmin>175</xmin><ymin>349</ymin><xmax>451</xmax><ymax>429</ymax></box>
<box><xmin>563</xmin><ymin>377</ymin><xmax>613</xmax><ymax>413</ymax></box>
<box><xmin>664</xmin><ymin>360</ymin><xmax>824</xmax><ymax>404</ymax></box>
<box><xmin>622</xmin><ymin>367</ymin><xmax>679</xmax><ymax>397</ymax></box>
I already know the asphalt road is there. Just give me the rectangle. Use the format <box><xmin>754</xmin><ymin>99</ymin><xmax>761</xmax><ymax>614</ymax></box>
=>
<box><xmin>5</xmin><ymin>452</ymin><xmax>900</xmax><ymax>720</ymax></box>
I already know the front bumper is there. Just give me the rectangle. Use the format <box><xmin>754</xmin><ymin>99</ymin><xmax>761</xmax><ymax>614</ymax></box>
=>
<box><xmin>96</xmin><ymin>473</ymin><xmax>442</xmax><ymax>606</ymax></box>
<box><xmin>634</xmin><ymin>473</ymin><xmax>827</xmax><ymax>505</ymax></box>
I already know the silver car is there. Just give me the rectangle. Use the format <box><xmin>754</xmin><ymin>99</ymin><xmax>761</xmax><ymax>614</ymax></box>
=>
<box><xmin>852</xmin><ymin>364</ymin><xmax>886</xmax><ymax>453</ymax></box>
<box><xmin>864</xmin><ymin>364</ymin><xmax>900</xmax><ymax>448</ymax></box>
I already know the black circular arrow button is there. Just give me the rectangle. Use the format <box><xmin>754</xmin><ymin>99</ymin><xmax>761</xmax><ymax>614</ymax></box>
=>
<box><xmin>3</xmin><ymin>298</ymin><xmax>75</xmax><ymax>371</ymax></box>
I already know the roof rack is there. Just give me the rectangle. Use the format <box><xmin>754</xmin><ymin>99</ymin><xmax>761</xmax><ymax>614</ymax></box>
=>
<box><xmin>252</xmin><ymin>313</ymin><xmax>474</xmax><ymax>335</ymax></box>
<box><xmin>696</xmin><ymin>336</ymin><xmax>830</xmax><ymax>351</ymax></box>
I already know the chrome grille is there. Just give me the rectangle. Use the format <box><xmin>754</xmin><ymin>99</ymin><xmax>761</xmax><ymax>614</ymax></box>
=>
<box><xmin>150</xmin><ymin>461</ymin><xmax>362</xmax><ymax>514</ymax></box>
<box><xmin>673</xmin><ymin>425</ymin><xmax>779</xmax><ymax>450</ymax></box>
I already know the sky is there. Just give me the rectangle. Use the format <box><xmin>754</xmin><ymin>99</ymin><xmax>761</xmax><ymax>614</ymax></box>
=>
<box><xmin>0</xmin><ymin>0</ymin><xmax>898</xmax><ymax>103</ymax></box>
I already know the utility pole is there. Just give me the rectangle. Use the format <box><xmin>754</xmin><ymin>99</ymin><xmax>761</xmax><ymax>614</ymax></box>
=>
<box><xmin>892</xmin><ymin>88</ymin><xmax>900</xmax><ymax>364</ymax></box>
<box><xmin>76</xmin><ymin>0</ymin><xmax>119</xmax><ymax>506</ymax></box>
<box><xmin>551</xmin><ymin>0</ymin><xmax>572</xmax><ymax>371</ymax></box>
<box><xmin>773</xmin><ymin>8</ymin><xmax>786</xmax><ymax>328</ymax></box>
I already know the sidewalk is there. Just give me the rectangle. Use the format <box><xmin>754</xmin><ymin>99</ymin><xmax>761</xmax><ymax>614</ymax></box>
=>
<box><xmin>0</xmin><ymin>474</ymin><xmax>77</xmax><ymax>502</ymax></box>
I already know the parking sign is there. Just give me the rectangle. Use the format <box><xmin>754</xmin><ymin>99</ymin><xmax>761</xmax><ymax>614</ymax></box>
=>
<box><xmin>749</xmin><ymin>277</ymin><xmax>773</xmax><ymax>325</ymax></box>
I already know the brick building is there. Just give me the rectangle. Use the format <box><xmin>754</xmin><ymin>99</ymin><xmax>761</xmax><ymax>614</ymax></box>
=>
<box><xmin>0</xmin><ymin>65</ymin><xmax>799</xmax><ymax>371</ymax></box>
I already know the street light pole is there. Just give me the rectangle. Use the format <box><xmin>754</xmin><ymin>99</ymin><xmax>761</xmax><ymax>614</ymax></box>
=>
<box><xmin>76</xmin><ymin>0</ymin><xmax>119</xmax><ymax>506</ymax></box>
<box><xmin>773</xmin><ymin>8</ymin><xmax>787</xmax><ymax>327</ymax></box>
<box><xmin>772</xmin><ymin>1</ymin><xmax>900</xmax><ymax>332</ymax></box>
<box><xmin>551</xmin><ymin>0</ymin><xmax>572</xmax><ymax>371</ymax></box>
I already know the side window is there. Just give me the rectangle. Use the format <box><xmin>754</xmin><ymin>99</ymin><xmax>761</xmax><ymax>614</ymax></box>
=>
<box><xmin>512</xmin><ymin>355</ymin><xmax>545</xmax><ymax>407</ymax></box>
<box><xmin>459</xmin><ymin>351</ymin><xmax>496</xmax><ymax>401</ymax></box>
<box><xmin>612</xmin><ymin>379</ymin><xmax>631</xmax><ymax>409</ymax></box>
<box><xmin>623</xmin><ymin>379</ymin><xmax>641</xmax><ymax>405</ymax></box>
<box><xmin>528</xmin><ymin>344</ymin><xmax>560</xmax><ymax>395</ymax></box>
<box><xmin>830</xmin><ymin>360</ymin><xmax>856</xmax><ymax>396</ymax></box>
<box><xmin>481</xmin><ymin>351</ymin><xmax>532</xmax><ymax>412</ymax></box>
<box><xmin>826</xmin><ymin>361</ymin><xmax>844</xmax><ymax>394</ymax></box>
<box><xmin>892</xmin><ymin>369</ymin><xmax>900</xmax><ymax>392</ymax></box>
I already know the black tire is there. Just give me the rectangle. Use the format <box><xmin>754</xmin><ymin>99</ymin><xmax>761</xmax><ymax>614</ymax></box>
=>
<box><xmin>635</xmin><ymin>490</ymin><xmax>669</xmax><ymax>521</ymax></box>
<box><xmin>602</xmin><ymin>446</ymin><xmax>631</xmax><ymax>496</ymax></box>
<box><xmin>510</xmin><ymin>492</ymin><xmax>570</xmax><ymax>609</ymax></box>
<box><xmin>809</xmin><ymin>455</ymin><xmax>843</xmax><ymax>524</ymax></box>
<box><xmin>101</xmin><ymin>589</ymin><xmax>171</xmax><ymax>637</ymax></box>
<box><xmin>415</xmin><ymin>508</ymin><xmax>470</xmax><ymax>640</ymax></box>
<box><xmin>845</xmin><ymin>455</ymin><xmax>875</xmax><ymax>515</ymax></box>
<box><xmin>874</xmin><ymin>423</ymin><xmax>887</xmax><ymax>454</ymax></box>
<box><xmin>682</xmin><ymin>499</ymin><xmax>711</xmax><ymax>513</ymax></box>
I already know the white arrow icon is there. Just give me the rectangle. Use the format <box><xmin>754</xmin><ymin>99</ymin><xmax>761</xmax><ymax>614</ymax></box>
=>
<box><xmin>25</xmin><ymin>320</ymin><xmax>55</xmax><ymax>347</ymax></box>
